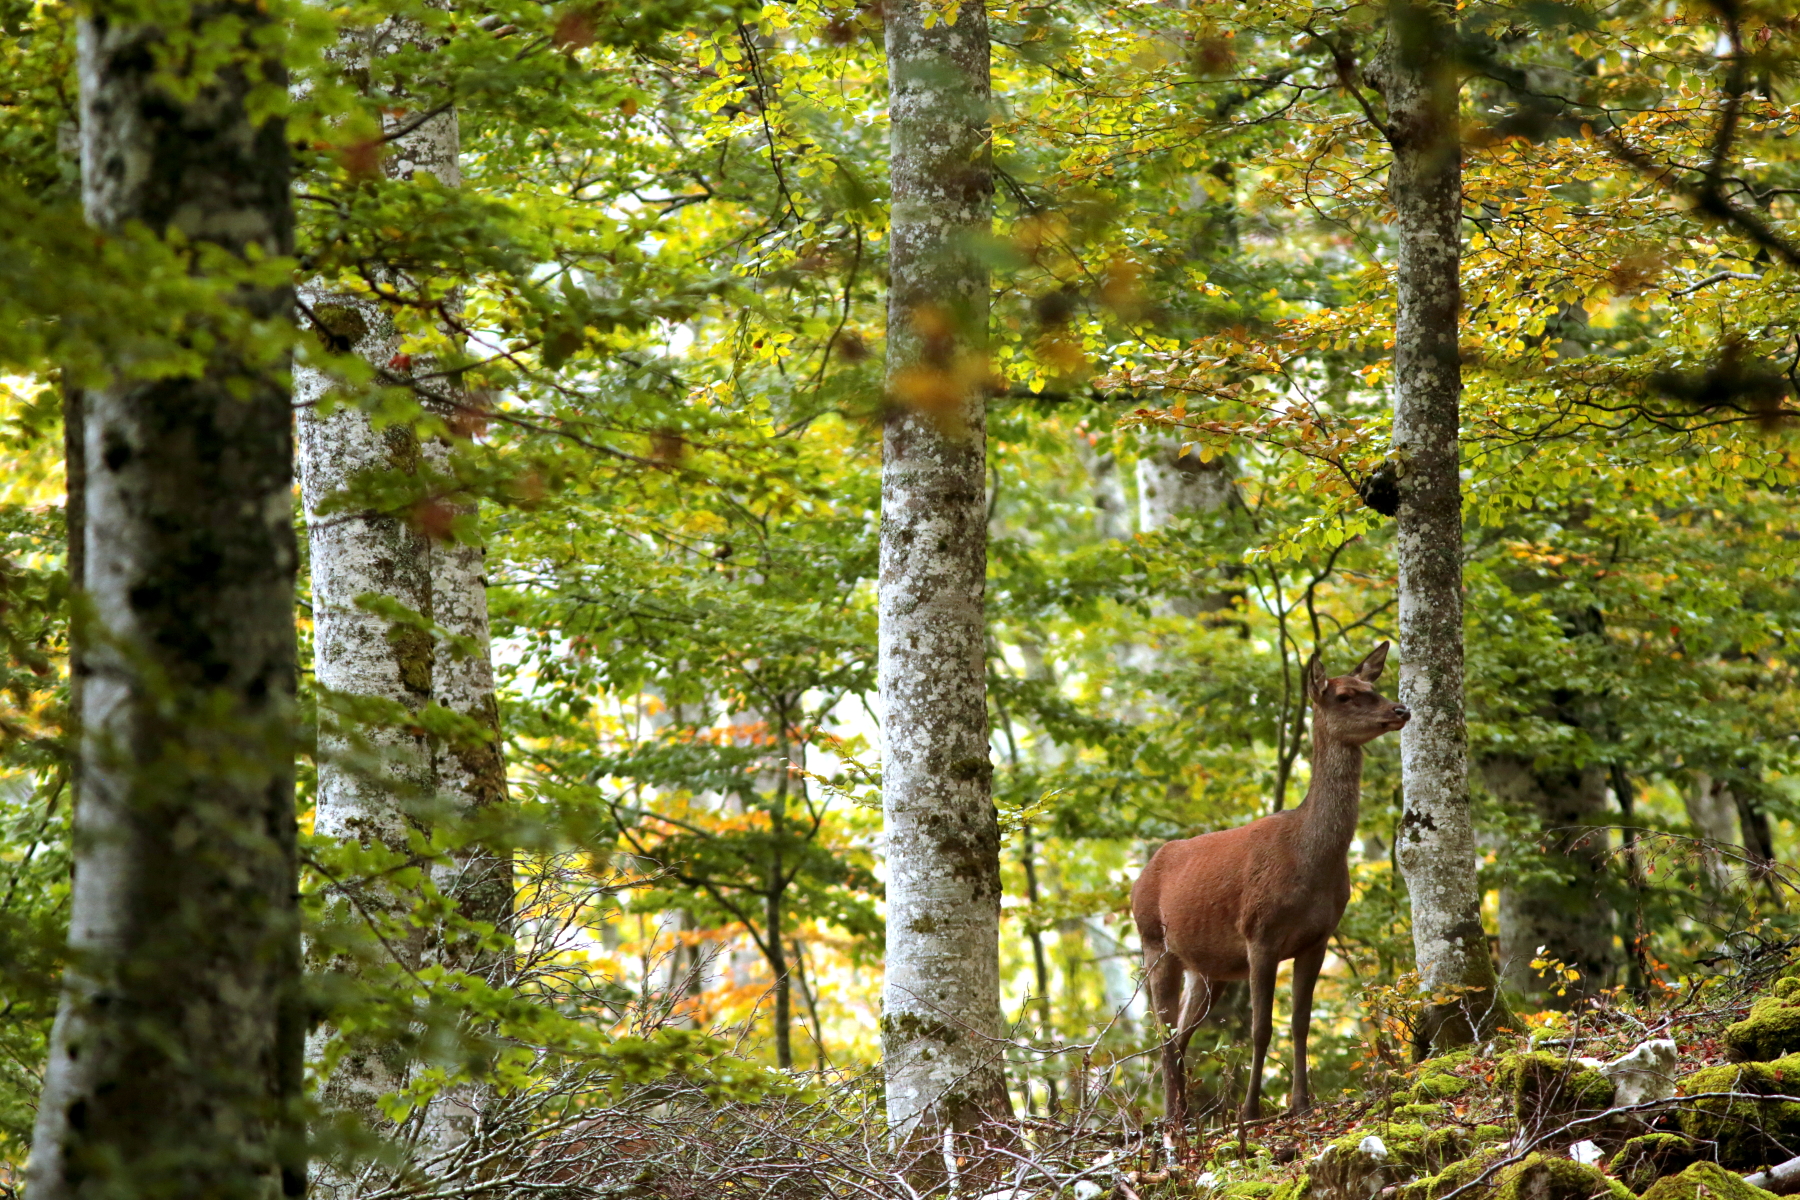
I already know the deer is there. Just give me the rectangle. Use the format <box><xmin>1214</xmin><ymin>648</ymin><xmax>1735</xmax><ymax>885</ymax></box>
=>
<box><xmin>1130</xmin><ymin>642</ymin><xmax>1408</xmax><ymax>1138</ymax></box>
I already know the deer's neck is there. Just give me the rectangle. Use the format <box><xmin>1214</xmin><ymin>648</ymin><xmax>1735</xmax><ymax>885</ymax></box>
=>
<box><xmin>1294</xmin><ymin>730</ymin><xmax>1364</xmax><ymax>865</ymax></box>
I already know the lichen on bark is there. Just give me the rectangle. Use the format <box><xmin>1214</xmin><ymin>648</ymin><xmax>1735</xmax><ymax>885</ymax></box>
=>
<box><xmin>28</xmin><ymin>4</ymin><xmax>303</xmax><ymax>1194</ymax></box>
<box><xmin>1372</xmin><ymin>0</ymin><xmax>1509</xmax><ymax>1051</ymax></box>
<box><xmin>878</xmin><ymin>0</ymin><xmax>1013</xmax><ymax>1173</ymax></box>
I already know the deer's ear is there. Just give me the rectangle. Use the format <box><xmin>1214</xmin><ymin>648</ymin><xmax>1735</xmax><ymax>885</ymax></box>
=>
<box><xmin>1306</xmin><ymin>652</ymin><xmax>1328</xmax><ymax>700</ymax></box>
<box><xmin>1354</xmin><ymin>641</ymin><xmax>1390</xmax><ymax>682</ymax></box>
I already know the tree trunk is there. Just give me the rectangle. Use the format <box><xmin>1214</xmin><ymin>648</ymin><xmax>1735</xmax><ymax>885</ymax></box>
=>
<box><xmin>297</xmin><ymin>30</ymin><xmax>509</xmax><ymax>1180</ymax></box>
<box><xmin>880</xmin><ymin>0</ymin><xmax>1012</xmax><ymax>1163</ymax></box>
<box><xmin>1481</xmin><ymin>757</ymin><xmax>1617</xmax><ymax>1003</ymax></box>
<box><xmin>1378</xmin><ymin>0</ymin><xmax>1508</xmax><ymax>1052</ymax></box>
<box><xmin>1685</xmin><ymin>772</ymin><xmax>1741</xmax><ymax>889</ymax></box>
<box><xmin>28</xmin><ymin>5</ymin><xmax>303</xmax><ymax>1194</ymax></box>
<box><xmin>767</xmin><ymin>889</ymin><xmax>792</xmax><ymax>1070</ymax></box>
<box><xmin>1136</xmin><ymin>436</ymin><xmax>1237</xmax><ymax>550</ymax></box>
<box><xmin>297</xmin><ymin>296</ymin><xmax>437</xmax><ymax>1173</ymax></box>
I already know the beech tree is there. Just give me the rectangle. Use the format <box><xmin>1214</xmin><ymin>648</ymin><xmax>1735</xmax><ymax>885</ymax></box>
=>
<box><xmin>1373</xmin><ymin>0</ymin><xmax>1507</xmax><ymax>1051</ymax></box>
<box><xmin>878</xmin><ymin>0</ymin><xmax>1012</xmax><ymax>1158</ymax></box>
<box><xmin>24</xmin><ymin>0</ymin><xmax>304</xmax><ymax>1193</ymax></box>
<box><xmin>296</xmin><ymin>16</ymin><xmax>509</xmax><ymax>1183</ymax></box>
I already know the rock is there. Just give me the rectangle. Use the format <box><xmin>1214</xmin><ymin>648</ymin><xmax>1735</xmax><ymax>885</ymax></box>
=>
<box><xmin>1641</xmin><ymin>1162</ymin><xmax>1780</xmax><ymax>1200</ymax></box>
<box><xmin>1609</xmin><ymin>1133</ymin><xmax>1702</xmax><ymax>1193</ymax></box>
<box><xmin>1725</xmin><ymin>980</ymin><xmax>1800</xmax><ymax>1063</ymax></box>
<box><xmin>1411</xmin><ymin>1052</ymin><xmax>1478</xmax><ymax>1103</ymax></box>
<box><xmin>1600</xmin><ymin>1040</ymin><xmax>1681</xmax><ymax>1109</ymax></box>
<box><xmin>1399</xmin><ymin>1103</ymin><xmax>1448</xmax><ymax>1121</ymax></box>
<box><xmin>1496</xmin><ymin>1052</ymin><xmax>1615</xmax><ymax>1127</ymax></box>
<box><xmin>1493</xmin><ymin>1153</ymin><xmax>1634</xmax><ymax>1200</ymax></box>
<box><xmin>1401</xmin><ymin>1148</ymin><xmax>1509</xmax><ymax>1200</ymax></box>
<box><xmin>1678</xmin><ymin>1055</ymin><xmax>1800</xmax><ymax>1169</ymax></box>
<box><xmin>1570</xmin><ymin>1142</ymin><xmax>1604</xmax><ymax>1166</ymax></box>
<box><xmin>1310</xmin><ymin>1126</ymin><xmax>1426</xmax><ymax>1200</ymax></box>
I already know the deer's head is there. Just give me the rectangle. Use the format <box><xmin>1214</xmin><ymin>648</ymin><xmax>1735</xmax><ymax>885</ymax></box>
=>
<box><xmin>1306</xmin><ymin>642</ymin><xmax>1409</xmax><ymax>745</ymax></box>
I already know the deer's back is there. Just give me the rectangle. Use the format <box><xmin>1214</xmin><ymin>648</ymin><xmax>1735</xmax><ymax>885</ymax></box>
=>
<box><xmin>1133</xmin><ymin>812</ymin><xmax>1351</xmax><ymax>977</ymax></box>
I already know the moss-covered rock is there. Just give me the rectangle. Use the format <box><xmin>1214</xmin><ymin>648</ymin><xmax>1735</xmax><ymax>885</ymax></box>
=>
<box><xmin>1412</xmin><ymin>1052</ymin><xmax>1479</xmax><ymax>1103</ymax></box>
<box><xmin>1223</xmin><ymin>1184</ymin><xmax>1278</xmax><ymax>1199</ymax></box>
<box><xmin>1677</xmin><ymin>1055</ymin><xmax>1800</xmax><ymax>1169</ymax></box>
<box><xmin>1272</xmin><ymin>1179</ymin><xmax>1311</xmax><ymax>1200</ymax></box>
<box><xmin>1494</xmin><ymin>1154</ymin><xmax>1633</xmax><ymax>1200</ymax></box>
<box><xmin>1420</xmin><ymin>1127</ymin><xmax>1479</xmax><ymax>1173</ymax></box>
<box><xmin>1640</xmin><ymin>1162</ymin><xmax>1780</xmax><ymax>1200</ymax></box>
<box><xmin>1307</xmin><ymin>1125</ymin><xmax>1430</xmax><ymax>1200</ymax></box>
<box><xmin>1496</xmin><ymin>1052</ymin><xmax>1615</xmax><ymax>1126</ymax></box>
<box><xmin>1724</xmin><ymin>978</ymin><xmax>1800</xmax><ymax>1062</ymax></box>
<box><xmin>1400</xmin><ymin>1147</ymin><xmax>1510</xmax><ymax>1200</ymax></box>
<box><xmin>1609</xmin><ymin>1134</ymin><xmax>1701</xmax><ymax>1194</ymax></box>
<box><xmin>1399</xmin><ymin>1102</ymin><xmax>1449</xmax><ymax>1120</ymax></box>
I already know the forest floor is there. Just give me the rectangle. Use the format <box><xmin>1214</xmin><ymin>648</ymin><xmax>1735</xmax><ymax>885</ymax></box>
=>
<box><xmin>1112</xmin><ymin>950</ymin><xmax>1800</xmax><ymax>1200</ymax></box>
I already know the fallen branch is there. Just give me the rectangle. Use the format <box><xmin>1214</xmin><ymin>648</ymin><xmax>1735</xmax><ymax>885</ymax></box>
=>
<box><xmin>1744</xmin><ymin>1155</ymin><xmax>1800</xmax><ymax>1195</ymax></box>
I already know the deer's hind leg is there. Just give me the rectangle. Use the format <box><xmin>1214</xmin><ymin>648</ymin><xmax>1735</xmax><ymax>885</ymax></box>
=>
<box><xmin>1145</xmin><ymin>944</ymin><xmax>1190</xmax><ymax>1148</ymax></box>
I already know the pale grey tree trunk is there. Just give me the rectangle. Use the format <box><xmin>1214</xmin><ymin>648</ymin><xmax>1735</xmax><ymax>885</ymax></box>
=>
<box><xmin>297</xmin><ymin>30</ymin><xmax>508</xmax><ymax>1186</ymax></box>
<box><xmin>297</xmin><ymin>288</ymin><xmax>436</xmax><ymax>1179</ymax></box>
<box><xmin>1481</xmin><ymin>758</ymin><xmax>1617</xmax><ymax>1002</ymax></box>
<box><xmin>1686</xmin><ymin>773</ymin><xmax>1743</xmax><ymax>889</ymax></box>
<box><xmin>1135</xmin><ymin>436</ymin><xmax>1236</xmax><ymax>543</ymax></box>
<box><xmin>879</xmin><ymin>0</ymin><xmax>1012</xmax><ymax>1164</ymax></box>
<box><xmin>28</xmin><ymin>5</ymin><xmax>303</xmax><ymax>1195</ymax></box>
<box><xmin>1072</xmin><ymin>434</ymin><xmax>1133</xmax><ymax>541</ymax></box>
<box><xmin>1377</xmin><ymin>0</ymin><xmax>1508</xmax><ymax>1051</ymax></box>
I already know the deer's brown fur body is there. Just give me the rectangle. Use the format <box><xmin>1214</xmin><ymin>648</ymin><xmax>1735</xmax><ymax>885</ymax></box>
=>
<box><xmin>1131</xmin><ymin>643</ymin><xmax>1407</xmax><ymax>1131</ymax></box>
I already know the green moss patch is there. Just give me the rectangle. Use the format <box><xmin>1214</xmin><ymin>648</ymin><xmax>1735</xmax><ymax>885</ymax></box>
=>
<box><xmin>1724</xmin><ymin>984</ymin><xmax>1800</xmax><ymax>1063</ymax></box>
<box><xmin>1310</xmin><ymin>1124</ymin><xmax>1430</xmax><ymax>1200</ymax></box>
<box><xmin>1401</xmin><ymin>1147</ymin><xmax>1510</xmax><ymax>1200</ymax></box>
<box><xmin>1496</xmin><ymin>1052</ymin><xmax>1614</xmax><ymax>1126</ymax></box>
<box><xmin>1494</xmin><ymin>1154</ymin><xmax>1634</xmax><ymax>1200</ymax></box>
<box><xmin>1609</xmin><ymin>1134</ymin><xmax>1701</xmax><ymax>1194</ymax></box>
<box><xmin>1678</xmin><ymin>1055</ymin><xmax>1800</xmax><ymax>1169</ymax></box>
<box><xmin>1412</xmin><ymin>1052</ymin><xmax>1479</xmax><ymax>1103</ymax></box>
<box><xmin>1640</xmin><ymin>1162</ymin><xmax>1779</xmax><ymax>1200</ymax></box>
<box><xmin>1399</xmin><ymin>1102</ymin><xmax>1449</xmax><ymax>1121</ymax></box>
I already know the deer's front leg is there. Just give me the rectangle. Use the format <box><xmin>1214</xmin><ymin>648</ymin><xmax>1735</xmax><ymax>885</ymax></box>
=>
<box><xmin>1242</xmin><ymin>945</ymin><xmax>1278</xmax><ymax>1122</ymax></box>
<box><xmin>1289</xmin><ymin>939</ymin><xmax>1328</xmax><ymax>1115</ymax></box>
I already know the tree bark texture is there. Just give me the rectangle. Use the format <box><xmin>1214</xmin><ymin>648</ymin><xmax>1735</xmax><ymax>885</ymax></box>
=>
<box><xmin>1135</xmin><ymin>436</ymin><xmax>1237</xmax><ymax>541</ymax></box>
<box><xmin>29</xmin><ymin>6</ymin><xmax>302</xmax><ymax>1196</ymax></box>
<box><xmin>880</xmin><ymin>0</ymin><xmax>1012</xmax><ymax>1160</ymax></box>
<box><xmin>1686</xmin><ymin>773</ymin><xmax>1744</xmax><ymax>889</ymax></box>
<box><xmin>1380</xmin><ymin>0</ymin><xmax>1508</xmax><ymax>1051</ymax></box>
<box><xmin>1481</xmin><ymin>757</ymin><xmax>1617</xmax><ymax>1003</ymax></box>
<box><xmin>296</xmin><ymin>27</ymin><xmax>509</xmax><ymax>1181</ymax></box>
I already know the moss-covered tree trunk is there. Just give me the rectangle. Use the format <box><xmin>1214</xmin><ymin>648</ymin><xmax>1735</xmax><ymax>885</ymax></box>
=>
<box><xmin>879</xmin><ymin>0</ymin><xmax>1012</xmax><ymax>1169</ymax></box>
<box><xmin>1377</xmin><ymin>0</ymin><xmax>1508</xmax><ymax>1052</ymax></box>
<box><xmin>297</xmin><ymin>19</ymin><xmax>510</xmax><ymax>1184</ymax></box>
<box><xmin>27</xmin><ymin>3</ymin><xmax>303</xmax><ymax>1194</ymax></box>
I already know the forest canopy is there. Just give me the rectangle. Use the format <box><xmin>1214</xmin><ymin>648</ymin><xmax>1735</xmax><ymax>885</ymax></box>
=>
<box><xmin>4</xmin><ymin>0</ymin><xmax>1800</xmax><ymax>1194</ymax></box>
